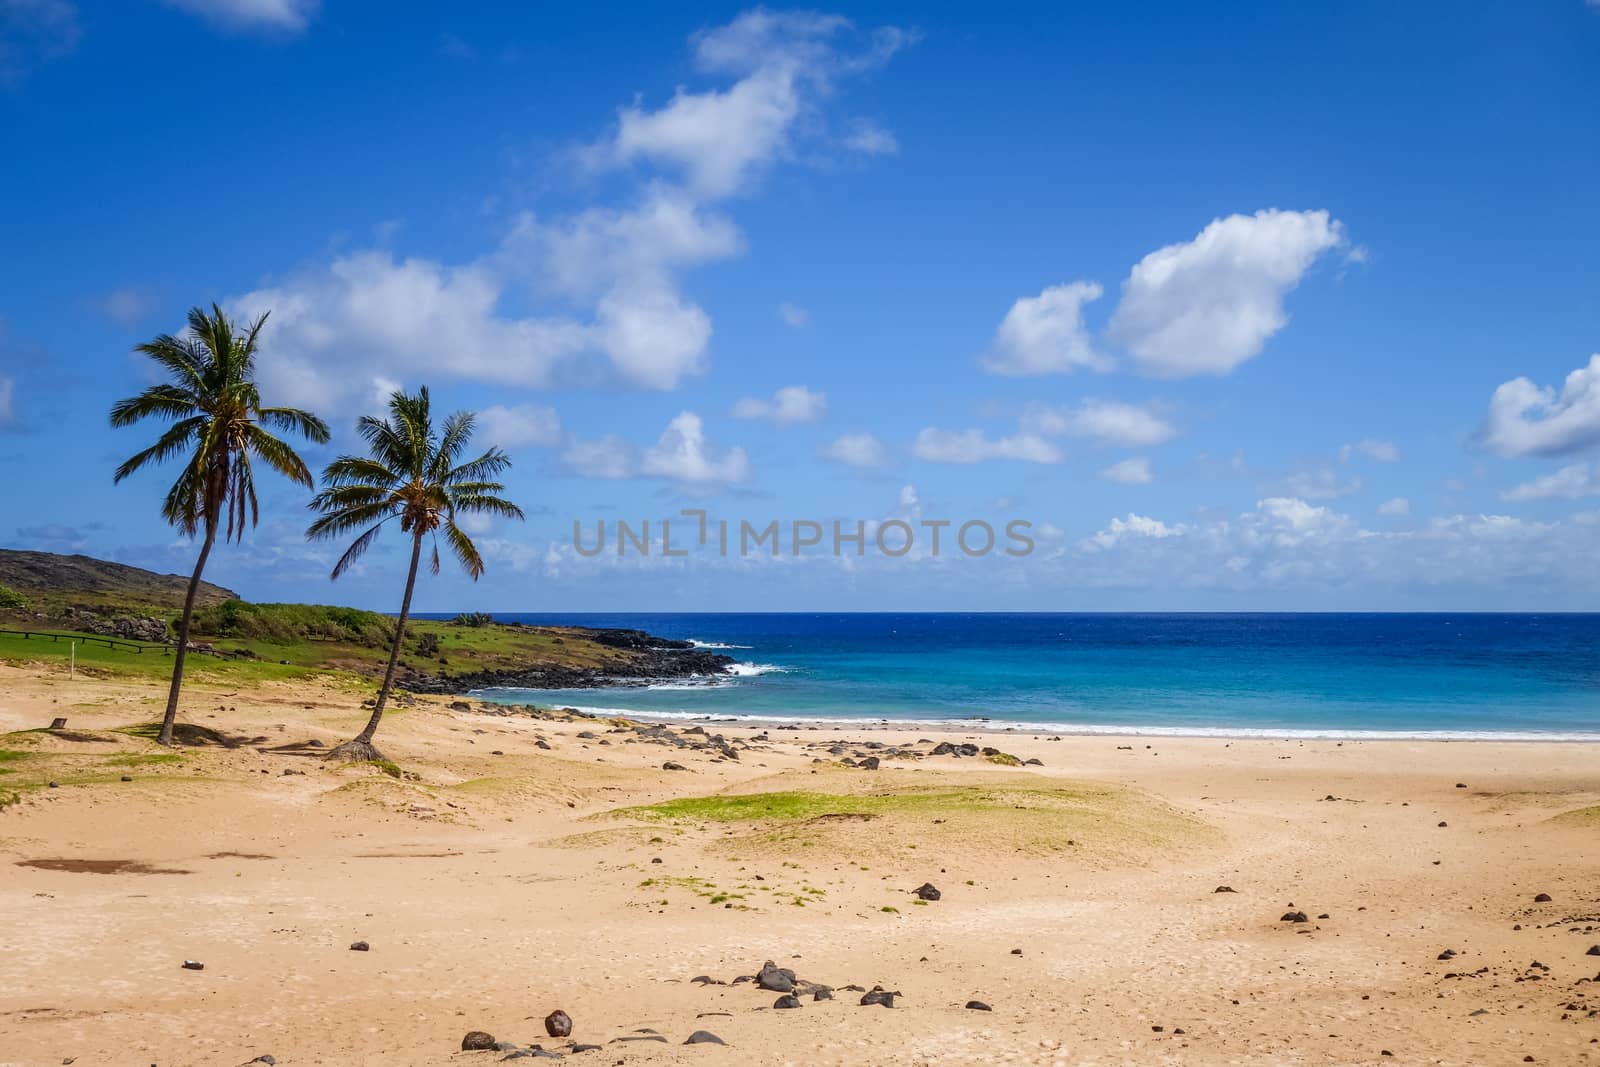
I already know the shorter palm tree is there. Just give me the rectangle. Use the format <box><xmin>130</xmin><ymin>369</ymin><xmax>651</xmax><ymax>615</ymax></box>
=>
<box><xmin>112</xmin><ymin>304</ymin><xmax>329</xmax><ymax>746</ymax></box>
<box><xmin>308</xmin><ymin>387</ymin><xmax>523</xmax><ymax>761</ymax></box>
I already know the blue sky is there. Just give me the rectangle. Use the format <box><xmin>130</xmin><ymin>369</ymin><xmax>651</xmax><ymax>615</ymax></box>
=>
<box><xmin>2</xmin><ymin>0</ymin><xmax>1598</xmax><ymax>612</ymax></box>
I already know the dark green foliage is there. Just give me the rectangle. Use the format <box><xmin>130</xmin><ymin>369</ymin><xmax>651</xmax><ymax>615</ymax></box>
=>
<box><xmin>189</xmin><ymin>600</ymin><xmax>395</xmax><ymax>646</ymax></box>
<box><xmin>452</xmin><ymin>611</ymin><xmax>493</xmax><ymax>627</ymax></box>
<box><xmin>0</xmin><ymin>584</ymin><xmax>26</xmax><ymax>610</ymax></box>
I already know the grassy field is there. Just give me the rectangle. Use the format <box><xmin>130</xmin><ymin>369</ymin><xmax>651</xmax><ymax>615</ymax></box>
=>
<box><xmin>0</xmin><ymin>549</ymin><xmax>648</xmax><ymax>689</ymax></box>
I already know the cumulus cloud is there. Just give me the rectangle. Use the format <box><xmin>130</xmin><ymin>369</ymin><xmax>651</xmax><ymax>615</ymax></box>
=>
<box><xmin>1109</xmin><ymin>209</ymin><xmax>1345</xmax><ymax>378</ymax></box>
<box><xmin>732</xmin><ymin>384</ymin><xmax>826</xmax><ymax>424</ymax></box>
<box><xmin>226</xmin><ymin>14</ymin><xmax>903</xmax><ymax>415</ymax></box>
<box><xmin>235</xmin><ymin>251</ymin><xmax>592</xmax><ymax>410</ymax></box>
<box><xmin>1022</xmin><ymin>399</ymin><xmax>1177</xmax><ymax>447</ymax></box>
<box><xmin>820</xmin><ymin>431</ymin><xmax>891</xmax><ymax>468</ymax></box>
<box><xmin>1088</xmin><ymin>512</ymin><xmax>1185</xmax><ymax>548</ymax></box>
<box><xmin>161</xmin><ymin>0</ymin><xmax>319</xmax><ymax>33</ymax></box>
<box><xmin>777</xmin><ymin>301</ymin><xmax>809</xmax><ymax>328</ymax></box>
<box><xmin>474</xmin><ymin>404</ymin><xmax>563</xmax><ymax>449</ymax></box>
<box><xmin>1377</xmin><ymin>497</ymin><xmax>1410</xmax><ymax>516</ymax></box>
<box><xmin>641</xmin><ymin>411</ymin><xmax>750</xmax><ymax>484</ymax></box>
<box><xmin>1482</xmin><ymin>354</ymin><xmax>1600</xmax><ymax>458</ymax></box>
<box><xmin>591</xmin><ymin>10</ymin><xmax>907</xmax><ymax>198</ymax></box>
<box><xmin>1501</xmin><ymin>462</ymin><xmax>1600</xmax><ymax>502</ymax></box>
<box><xmin>1101</xmin><ymin>457</ymin><xmax>1153</xmax><ymax>485</ymax></box>
<box><xmin>1062</xmin><ymin>496</ymin><xmax>1600</xmax><ymax>603</ymax></box>
<box><xmin>912</xmin><ymin>427</ymin><xmax>1063</xmax><ymax>464</ymax></box>
<box><xmin>980</xmin><ymin>281</ymin><xmax>1109</xmax><ymax>376</ymax></box>
<box><xmin>1340</xmin><ymin>438</ymin><xmax>1400</xmax><ymax>463</ymax></box>
<box><xmin>561</xmin><ymin>412</ymin><xmax>749</xmax><ymax>486</ymax></box>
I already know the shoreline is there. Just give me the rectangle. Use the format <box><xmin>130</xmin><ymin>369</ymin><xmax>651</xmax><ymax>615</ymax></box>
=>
<box><xmin>469</xmin><ymin>691</ymin><xmax>1600</xmax><ymax>744</ymax></box>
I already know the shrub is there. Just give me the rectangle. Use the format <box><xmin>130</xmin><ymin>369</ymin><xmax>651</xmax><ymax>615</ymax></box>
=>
<box><xmin>189</xmin><ymin>601</ymin><xmax>395</xmax><ymax>646</ymax></box>
<box><xmin>0</xmin><ymin>584</ymin><xmax>26</xmax><ymax>610</ymax></box>
<box><xmin>452</xmin><ymin>611</ymin><xmax>493</xmax><ymax>628</ymax></box>
<box><xmin>415</xmin><ymin>632</ymin><xmax>440</xmax><ymax>657</ymax></box>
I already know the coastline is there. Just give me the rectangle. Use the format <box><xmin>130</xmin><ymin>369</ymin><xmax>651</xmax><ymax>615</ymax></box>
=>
<box><xmin>468</xmin><ymin>692</ymin><xmax>1600</xmax><ymax>743</ymax></box>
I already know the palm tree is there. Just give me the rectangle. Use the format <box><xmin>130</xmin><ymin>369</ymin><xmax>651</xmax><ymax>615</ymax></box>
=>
<box><xmin>111</xmin><ymin>304</ymin><xmax>330</xmax><ymax>746</ymax></box>
<box><xmin>308</xmin><ymin>387</ymin><xmax>523</xmax><ymax>761</ymax></box>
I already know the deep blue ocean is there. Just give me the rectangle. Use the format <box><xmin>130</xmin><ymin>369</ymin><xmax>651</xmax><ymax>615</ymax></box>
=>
<box><xmin>448</xmin><ymin>613</ymin><xmax>1600</xmax><ymax>740</ymax></box>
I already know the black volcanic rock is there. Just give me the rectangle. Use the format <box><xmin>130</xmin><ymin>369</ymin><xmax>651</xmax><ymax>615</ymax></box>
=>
<box><xmin>407</xmin><ymin>627</ymin><xmax>735</xmax><ymax>695</ymax></box>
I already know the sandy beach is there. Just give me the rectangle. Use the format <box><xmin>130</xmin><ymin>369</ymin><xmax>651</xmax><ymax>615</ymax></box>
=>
<box><xmin>2</xmin><ymin>660</ymin><xmax>1598</xmax><ymax>1067</ymax></box>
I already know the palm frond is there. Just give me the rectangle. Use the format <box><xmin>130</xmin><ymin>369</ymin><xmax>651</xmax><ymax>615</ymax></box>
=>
<box><xmin>443</xmin><ymin>519</ymin><xmax>486</xmax><ymax>580</ymax></box>
<box><xmin>243</xmin><ymin>424</ymin><xmax>315</xmax><ymax>488</ymax></box>
<box><xmin>330</xmin><ymin>519</ymin><xmax>390</xmax><ymax>579</ymax></box>
<box><xmin>113</xmin><ymin>417</ymin><xmax>205</xmax><ymax>483</ymax></box>
<box><xmin>109</xmin><ymin>384</ymin><xmax>201</xmax><ymax>428</ymax></box>
<box><xmin>258</xmin><ymin>405</ymin><xmax>330</xmax><ymax>444</ymax></box>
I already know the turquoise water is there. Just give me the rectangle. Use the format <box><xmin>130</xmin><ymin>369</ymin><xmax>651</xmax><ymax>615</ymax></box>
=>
<box><xmin>459</xmin><ymin>613</ymin><xmax>1600</xmax><ymax>740</ymax></box>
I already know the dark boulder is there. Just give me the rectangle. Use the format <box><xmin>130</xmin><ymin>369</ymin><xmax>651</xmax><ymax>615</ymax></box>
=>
<box><xmin>544</xmin><ymin>1010</ymin><xmax>572</xmax><ymax>1038</ymax></box>
<box><xmin>462</xmin><ymin>1031</ymin><xmax>497</xmax><ymax>1051</ymax></box>
<box><xmin>756</xmin><ymin>960</ymin><xmax>796</xmax><ymax>993</ymax></box>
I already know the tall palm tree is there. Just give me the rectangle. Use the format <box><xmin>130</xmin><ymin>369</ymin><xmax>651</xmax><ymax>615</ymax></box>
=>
<box><xmin>111</xmin><ymin>304</ymin><xmax>330</xmax><ymax>746</ymax></box>
<box><xmin>308</xmin><ymin>387</ymin><xmax>523</xmax><ymax>761</ymax></box>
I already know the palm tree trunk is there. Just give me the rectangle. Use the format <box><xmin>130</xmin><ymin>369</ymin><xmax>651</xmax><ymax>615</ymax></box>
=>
<box><xmin>332</xmin><ymin>530</ymin><xmax>422</xmax><ymax>761</ymax></box>
<box><xmin>157</xmin><ymin>524</ymin><xmax>218</xmax><ymax>747</ymax></box>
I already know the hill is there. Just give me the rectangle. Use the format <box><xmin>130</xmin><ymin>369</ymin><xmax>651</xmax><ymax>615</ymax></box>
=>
<box><xmin>0</xmin><ymin>549</ymin><xmax>732</xmax><ymax>693</ymax></box>
<box><xmin>0</xmin><ymin>549</ymin><xmax>236</xmax><ymax>616</ymax></box>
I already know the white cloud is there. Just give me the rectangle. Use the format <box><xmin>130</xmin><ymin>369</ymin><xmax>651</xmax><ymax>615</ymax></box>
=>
<box><xmin>1377</xmin><ymin>497</ymin><xmax>1410</xmax><ymax>516</ymax></box>
<box><xmin>236</xmin><ymin>251</ymin><xmax>592</xmax><ymax>411</ymax></box>
<box><xmin>777</xmin><ymin>301</ymin><xmax>809</xmax><ymax>328</ymax></box>
<box><xmin>842</xmin><ymin>117</ymin><xmax>898</xmax><ymax>155</ymax></box>
<box><xmin>161</xmin><ymin>0</ymin><xmax>318</xmax><ymax>33</ymax></box>
<box><xmin>1340</xmin><ymin>438</ymin><xmax>1400</xmax><ymax>463</ymax></box>
<box><xmin>1089</xmin><ymin>513</ymin><xmax>1186</xmax><ymax>548</ymax></box>
<box><xmin>0</xmin><ymin>375</ymin><xmax>14</xmax><ymax>427</ymax></box>
<box><xmin>475</xmin><ymin>404</ymin><xmax>563</xmax><ymax>449</ymax></box>
<box><xmin>228</xmin><ymin>14</ymin><xmax>904</xmax><ymax>415</ymax></box>
<box><xmin>1109</xmin><ymin>209</ymin><xmax>1345</xmax><ymax>377</ymax></box>
<box><xmin>641</xmin><ymin>411</ymin><xmax>750</xmax><ymax>484</ymax></box>
<box><xmin>1101</xmin><ymin>457</ymin><xmax>1153</xmax><ymax>485</ymax></box>
<box><xmin>561</xmin><ymin>411</ymin><xmax>748</xmax><ymax>487</ymax></box>
<box><xmin>980</xmin><ymin>281</ymin><xmax>1109</xmax><ymax>376</ymax></box>
<box><xmin>820</xmin><ymin>431</ymin><xmax>891</xmax><ymax>468</ymax></box>
<box><xmin>912</xmin><ymin>427</ymin><xmax>1064</xmax><ymax>464</ymax></box>
<box><xmin>592</xmin><ymin>10</ymin><xmax>906</xmax><ymax>198</ymax></box>
<box><xmin>1482</xmin><ymin>354</ymin><xmax>1600</xmax><ymax>458</ymax></box>
<box><xmin>1022</xmin><ymin>399</ymin><xmax>1177</xmax><ymax>447</ymax></box>
<box><xmin>732</xmin><ymin>384</ymin><xmax>827</xmax><ymax>424</ymax></box>
<box><xmin>1061</xmin><ymin>497</ymin><xmax>1600</xmax><ymax>603</ymax></box>
<box><xmin>1501</xmin><ymin>462</ymin><xmax>1600</xmax><ymax>502</ymax></box>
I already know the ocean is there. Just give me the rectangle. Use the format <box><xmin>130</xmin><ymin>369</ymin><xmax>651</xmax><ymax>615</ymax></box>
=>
<box><xmin>455</xmin><ymin>613</ymin><xmax>1600</xmax><ymax>741</ymax></box>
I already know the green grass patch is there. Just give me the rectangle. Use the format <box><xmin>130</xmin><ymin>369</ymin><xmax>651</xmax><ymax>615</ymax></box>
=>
<box><xmin>102</xmin><ymin>753</ymin><xmax>184</xmax><ymax>767</ymax></box>
<box><xmin>608</xmin><ymin>783</ymin><xmax>1216</xmax><ymax>862</ymax></box>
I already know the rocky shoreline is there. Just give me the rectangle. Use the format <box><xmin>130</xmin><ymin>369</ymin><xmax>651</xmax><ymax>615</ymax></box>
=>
<box><xmin>405</xmin><ymin>627</ymin><xmax>737</xmax><ymax>695</ymax></box>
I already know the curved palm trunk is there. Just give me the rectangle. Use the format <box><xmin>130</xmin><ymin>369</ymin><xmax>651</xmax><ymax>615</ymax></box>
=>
<box><xmin>332</xmin><ymin>530</ymin><xmax>423</xmax><ymax>761</ymax></box>
<box><xmin>157</xmin><ymin>524</ymin><xmax>218</xmax><ymax>747</ymax></box>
